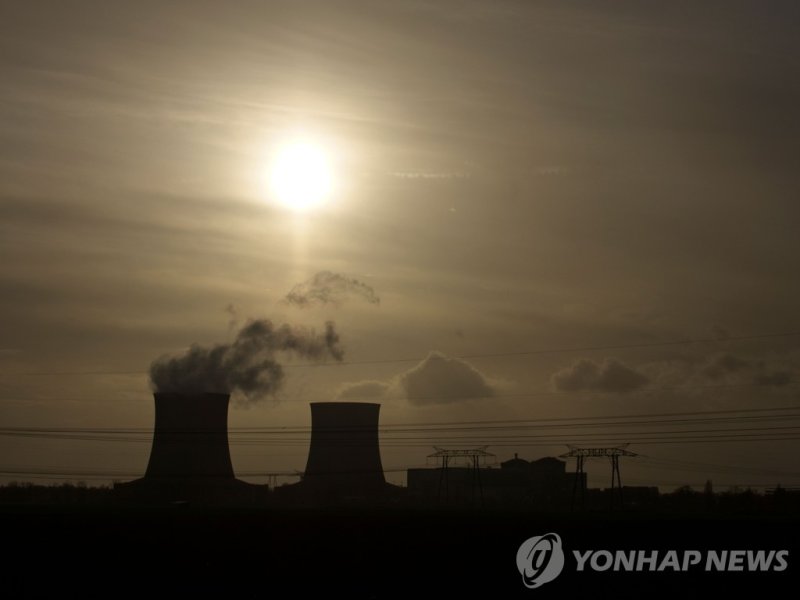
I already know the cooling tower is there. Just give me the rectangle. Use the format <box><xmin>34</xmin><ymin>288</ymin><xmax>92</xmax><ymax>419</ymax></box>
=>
<box><xmin>114</xmin><ymin>392</ymin><xmax>265</xmax><ymax>505</ymax></box>
<box><xmin>144</xmin><ymin>392</ymin><xmax>235</xmax><ymax>479</ymax></box>
<box><xmin>303</xmin><ymin>402</ymin><xmax>386</xmax><ymax>491</ymax></box>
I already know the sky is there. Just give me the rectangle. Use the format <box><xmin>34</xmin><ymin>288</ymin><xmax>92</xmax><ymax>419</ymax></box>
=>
<box><xmin>1</xmin><ymin>0</ymin><xmax>799</xmax><ymax>491</ymax></box>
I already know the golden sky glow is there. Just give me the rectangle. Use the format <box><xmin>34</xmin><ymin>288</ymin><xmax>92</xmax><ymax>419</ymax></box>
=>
<box><xmin>0</xmin><ymin>0</ymin><xmax>799</xmax><ymax>492</ymax></box>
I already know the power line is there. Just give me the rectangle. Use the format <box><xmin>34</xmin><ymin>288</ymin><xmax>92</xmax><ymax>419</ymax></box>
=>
<box><xmin>1</xmin><ymin>329</ymin><xmax>799</xmax><ymax>376</ymax></box>
<box><xmin>3</xmin><ymin>404</ymin><xmax>800</xmax><ymax>434</ymax></box>
<box><xmin>0</xmin><ymin>465</ymin><xmax>424</xmax><ymax>479</ymax></box>
<box><xmin>613</xmin><ymin>479</ymin><xmax>784</xmax><ymax>489</ymax></box>
<box><xmin>295</xmin><ymin>381</ymin><xmax>800</xmax><ymax>403</ymax></box>
<box><xmin>637</xmin><ymin>457</ymin><xmax>800</xmax><ymax>479</ymax></box>
<box><xmin>1</xmin><ymin>462</ymin><xmax>799</xmax><ymax>485</ymax></box>
<box><xmin>5</xmin><ymin>422</ymin><xmax>800</xmax><ymax>439</ymax></box>
<box><xmin>3</xmin><ymin>427</ymin><xmax>800</xmax><ymax>447</ymax></box>
<box><xmin>372</xmin><ymin>404</ymin><xmax>800</xmax><ymax>430</ymax></box>
<box><xmin>2</xmin><ymin>379</ymin><xmax>799</xmax><ymax>406</ymax></box>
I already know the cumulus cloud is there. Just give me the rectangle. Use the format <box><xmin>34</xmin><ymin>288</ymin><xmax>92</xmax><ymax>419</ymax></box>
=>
<box><xmin>336</xmin><ymin>351</ymin><xmax>499</xmax><ymax>405</ymax></box>
<box><xmin>284</xmin><ymin>271</ymin><xmax>380</xmax><ymax>308</ymax></box>
<box><xmin>399</xmin><ymin>352</ymin><xmax>496</xmax><ymax>405</ymax></box>
<box><xmin>551</xmin><ymin>358</ymin><xmax>650</xmax><ymax>394</ymax></box>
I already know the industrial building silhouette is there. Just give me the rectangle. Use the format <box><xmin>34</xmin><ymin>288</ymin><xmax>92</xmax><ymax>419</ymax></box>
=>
<box><xmin>407</xmin><ymin>453</ymin><xmax>586</xmax><ymax>508</ymax></box>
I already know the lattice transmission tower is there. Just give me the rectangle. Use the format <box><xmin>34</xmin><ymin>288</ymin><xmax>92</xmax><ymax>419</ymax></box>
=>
<box><xmin>560</xmin><ymin>444</ymin><xmax>638</xmax><ymax>511</ymax></box>
<box><xmin>427</xmin><ymin>446</ymin><xmax>495</xmax><ymax>507</ymax></box>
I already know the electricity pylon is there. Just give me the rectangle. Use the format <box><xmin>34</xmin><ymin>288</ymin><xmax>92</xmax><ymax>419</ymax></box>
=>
<box><xmin>560</xmin><ymin>444</ymin><xmax>638</xmax><ymax>511</ymax></box>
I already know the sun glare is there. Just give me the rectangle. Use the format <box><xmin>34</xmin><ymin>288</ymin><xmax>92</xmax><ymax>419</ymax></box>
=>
<box><xmin>268</xmin><ymin>139</ymin><xmax>334</xmax><ymax>211</ymax></box>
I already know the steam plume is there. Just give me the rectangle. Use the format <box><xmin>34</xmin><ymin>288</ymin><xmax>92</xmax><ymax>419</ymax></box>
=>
<box><xmin>284</xmin><ymin>271</ymin><xmax>380</xmax><ymax>307</ymax></box>
<box><xmin>149</xmin><ymin>320</ymin><xmax>343</xmax><ymax>402</ymax></box>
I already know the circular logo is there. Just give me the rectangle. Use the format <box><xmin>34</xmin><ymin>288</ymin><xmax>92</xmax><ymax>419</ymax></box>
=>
<box><xmin>516</xmin><ymin>533</ymin><xmax>565</xmax><ymax>589</ymax></box>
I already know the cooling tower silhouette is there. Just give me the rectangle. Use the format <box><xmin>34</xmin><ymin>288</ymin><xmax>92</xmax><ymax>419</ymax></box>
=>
<box><xmin>303</xmin><ymin>402</ymin><xmax>386</xmax><ymax>491</ymax></box>
<box><xmin>144</xmin><ymin>392</ymin><xmax>235</xmax><ymax>480</ymax></box>
<box><xmin>114</xmin><ymin>392</ymin><xmax>264</xmax><ymax>504</ymax></box>
<box><xmin>275</xmin><ymin>402</ymin><xmax>399</xmax><ymax>505</ymax></box>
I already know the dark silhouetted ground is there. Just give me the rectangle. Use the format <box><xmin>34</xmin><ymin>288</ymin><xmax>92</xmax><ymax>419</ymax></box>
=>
<box><xmin>2</xmin><ymin>501</ymin><xmax>797</xmax><ymax>598</ymax></box>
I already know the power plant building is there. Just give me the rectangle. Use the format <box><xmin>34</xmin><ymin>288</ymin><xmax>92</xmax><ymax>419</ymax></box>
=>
<box><xmin>407</xmin><ymin>454</ymin><xmax>585</xmax><ymax>508</ymax></box>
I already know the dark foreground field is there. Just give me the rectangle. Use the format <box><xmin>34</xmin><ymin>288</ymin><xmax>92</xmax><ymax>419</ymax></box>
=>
<box><xmin>2</xmin><ymin>506</ymin><xmax>797</xmax><ymax>598</ymax></box>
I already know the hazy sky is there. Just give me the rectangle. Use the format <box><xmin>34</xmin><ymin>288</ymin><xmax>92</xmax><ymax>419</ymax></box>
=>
<box><xmin>1</xmin><ymin>0</ymin><xmax>799</xmax><ymax>490</ymax></box>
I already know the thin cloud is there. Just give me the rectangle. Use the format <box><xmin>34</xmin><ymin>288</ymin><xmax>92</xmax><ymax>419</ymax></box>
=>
<box><xmin>551</xmin><ymin>358</ymin><xmax>650</xmax><ymax>394</ymax></box>
<box><xmin>753</xmin><ymin>371</ymin><xmax>793</xmax><ymax>387</ymax></box>
<box><xmin>336</xmin><ymin>380</ymin><xmax>393</xmax><ymax>401</ymax></box>
<box><xmin>698</xmin><ymin>353</ymin><xmax>796</xmax><ymax>388</ymax></box>
<box><xmin>389</xmin><ymin>171</ymin><xmax>470</xmax><ymax>180</ymax></box>
<box><xmin>701</xmin><ymin>354</ymin><xmax>751</xmax><ymax>380</ymax></box>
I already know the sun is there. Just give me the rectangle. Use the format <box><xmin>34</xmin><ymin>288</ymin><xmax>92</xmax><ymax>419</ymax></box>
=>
<box><xmin>268</xmin><ymin>138</ymin><xmax>334</xmax><ymax>211</ymax></box>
